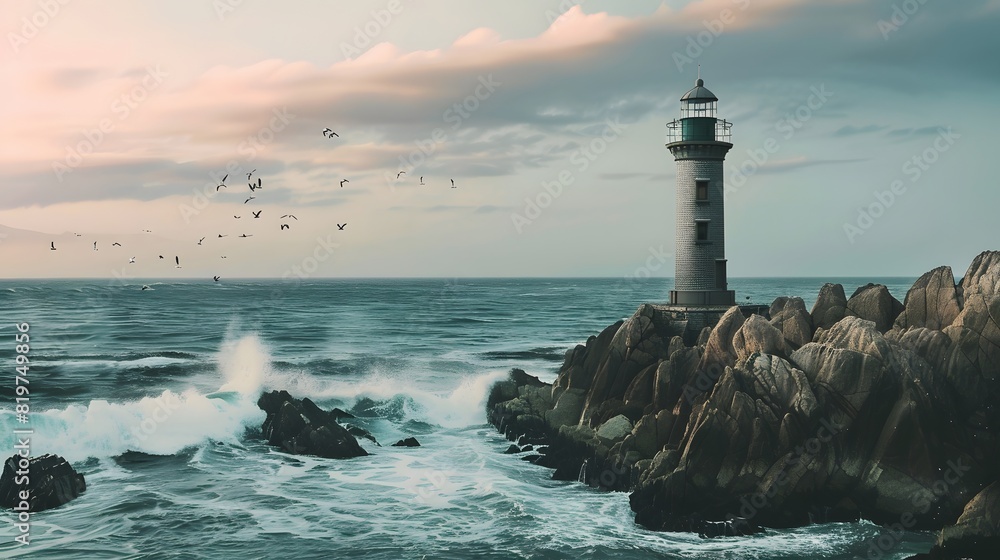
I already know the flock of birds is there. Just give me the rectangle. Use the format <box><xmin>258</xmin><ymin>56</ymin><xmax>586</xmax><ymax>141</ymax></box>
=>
<box><xmin>49</xmin><ymin>127</ymin><xmax>460</xmax><ymax>287</ymax></box>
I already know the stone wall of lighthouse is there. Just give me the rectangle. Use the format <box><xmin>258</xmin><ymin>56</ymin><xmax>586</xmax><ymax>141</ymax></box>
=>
<box><xmin>671</xmin><ymin>143</ymin><xmax>732</xmax><ymax>296</ymax></box>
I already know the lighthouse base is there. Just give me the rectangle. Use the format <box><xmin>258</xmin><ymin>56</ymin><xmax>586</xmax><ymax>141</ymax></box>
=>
<box><xmin>654</xmin><ymin>303</ymin><xmax>768</xmax><ymax>346</ymax></box>
<box><xmin>669</xmin><ymin>289</ymin><xmax>736</xmax><ymax>306</ymax></box>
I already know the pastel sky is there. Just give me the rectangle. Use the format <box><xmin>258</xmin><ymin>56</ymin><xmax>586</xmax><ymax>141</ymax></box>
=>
<box><xmin>2</xmin><ymin>0</ymin><xmax>998</xmax><ymax>279</ymax></box>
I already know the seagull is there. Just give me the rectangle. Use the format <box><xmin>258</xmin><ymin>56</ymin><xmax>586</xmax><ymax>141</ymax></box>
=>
<box><xmin>141</xmin><ymin>285</ymin><xmax>150</xmax><ymax>291</ymax></box>
<box><xmin>451</xmin><ymin>179</ymin><xmax>455</xmax><ymax>188</ymax></box>
<box><xmin>322</xmin><ymin>128</ymin><xmax>338</xmax><ymax>138</ymax></box>
<box><xmin>420</xmin><ymin>176</ymin><xmax>425</xmax><ymax>185</ymax></box>
<box><xmin>280</xmin><ymin>224</ymin><xmax>290</xmax><ymax>230</ymax></box>
<box><xmin>198</xmin><ymin>237</ymin><xmax>206</xmax><ymax>245</ymax></box>
<box><xmin>221</xmin><ymin>256</ymin><xmax>227</xmax><ymax>259</ymax></box>
<box><xmin>93</xmin><ymin>242</ymin><xmax>98</xmax><ymax>251</ymax></box>
<box><xmin>218</xmin><ymin>234</ymin><xmax>228</xmax><ymax>238</ymax></box>
<box><xmin>340</xmin><ymin>179</ymin><xmax>349</xmax><ymax>188</ymax></box>
<box><xmin>337</xmin><ymin>223</ymin><xmax>346</xmax><ymax>230</ymax></box>
<box><xmin>175</xmin><ymin>256</ymin><xmax>181</xmax><ymax>269</ymax></box>
<box><xmin>143</xmin><ymin>229</ymin><xmax>152</xmax><ymax>233</ymax></box>
<box><xmin>244</xmin><ymin>197</ymin><xmax>255</xmax><ymax>204</ymax></box>
<box><xmin>239</xmin><ymin>234</ymin><xmax>253</xmax><ymax>238</ymax></box>
<box><xmin>159</xmin><ymin>255</ymin><xmax>164</xmax><ymax>259</ymax></box>
<box><xmin>217</xmin><ymin>184</ymin><xmax>226</xmax><ymax>191</ymax></box>
<box><xmin>247</xmin><ymin>169</ymin><xmax>256</xmax><ymax>180</ymax></box>
<box><xmin>249</xmin><ymin>182</ymin><xmax>256</xmax><ymax>192</ymax></box>
<box><xmin>213</xmin><ymin>276</ymin><xmax>221</xmax><ymax>282</ymax></box>
<box><xmin>234</xmin><ymin>215</ymin><xmax>241</xmax><ymax>219</ymax></box>
<box><xmin>112</xmin><ymin>242</ymin><xmax>122</xmax><ymax>247</ymax></box>
<box><xmin>50</xmin><ymin>242</ymin><xmax>56</xmax><ymax>250</ymax></box>
<box><xmin>280</xmin><ymin>214</ymin><xmax>298</xmax><ymax>220</ymax></box>
<box><xmin>129</xmin><ymin>257</ymin><xmax>135</xmax><ymax>264</ymax></box>
<box><xmin>396</xmin><ymin>171</ymin><xmax>405</xmax><ymax>179</ymax></box>
<box><xmin>252</xmin><ymin>211</ymin><xmax>262</xmax><ymax>218</ymax></box>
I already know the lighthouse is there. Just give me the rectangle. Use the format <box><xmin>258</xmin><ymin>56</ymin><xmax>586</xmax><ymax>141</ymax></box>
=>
<box><xmin>666</xmin><ymin>77</ymin><xmax>735</xmax><ymax>307</ymax></box>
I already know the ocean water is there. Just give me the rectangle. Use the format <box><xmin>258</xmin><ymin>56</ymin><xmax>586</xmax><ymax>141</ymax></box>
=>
<box><xmin>0</xmin><ymin>277</ymin><xmax>934</xmax><ymax>559</ymax></box>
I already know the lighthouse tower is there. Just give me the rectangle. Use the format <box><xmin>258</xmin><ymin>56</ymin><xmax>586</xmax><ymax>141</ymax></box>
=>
<box><xmin>666</xmin><ymin>77</ymin><xmax>735</xmax><ymax>307</ymax></box>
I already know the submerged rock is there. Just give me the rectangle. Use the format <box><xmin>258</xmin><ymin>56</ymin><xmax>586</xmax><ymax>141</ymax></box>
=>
<box><xmin>257</xmin><ymin>390</ymin><xmax>368</xmax><ymax>459</ymax></box>
<box><xmin>392</xmin><ymin>437</ymin><xmax>420</xmax><ymax>447</ymax></box>
<box><xmin>0</xmin><ymin>454</ymin><xmax>86</xmax><ymax>512</ymax></box>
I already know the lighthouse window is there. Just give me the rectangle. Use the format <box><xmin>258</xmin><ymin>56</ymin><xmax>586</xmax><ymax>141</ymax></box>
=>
<box><xmin>696</xmin><ymin>180</ymin><xmax>709</xmax><ymax>201</ymax></box>
<box><xmin>696</xmin><ymin>221</ymin><xmax>709</xmax><ymax>241</ymax></box>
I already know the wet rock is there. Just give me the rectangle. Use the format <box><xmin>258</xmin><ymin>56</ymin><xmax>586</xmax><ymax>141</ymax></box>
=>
<box><xmin>257</xmin><ymin>390</ymin><xmax>367</xmax><ymax>459</ymax></box>
<box><xmin>0</xmin><ymin>454</ymin><xmax>86</xmax><ymax>513</ymax></box>
<box><xmin>392</xmin><ymin>437</ymin><xmax>420</xmax><ymax>447</ymax></box>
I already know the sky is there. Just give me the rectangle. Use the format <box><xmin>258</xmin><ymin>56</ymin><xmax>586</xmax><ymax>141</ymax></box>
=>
<box><xmin>1</xmin><ymin>0</ymin><xmax>998</xmax><ymax>279</ymax></box>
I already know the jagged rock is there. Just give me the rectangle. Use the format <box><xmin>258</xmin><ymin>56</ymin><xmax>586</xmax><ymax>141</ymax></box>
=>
<box><xmin>811</xmin><ymin>283</ymin><xmax>847</xmax><ymax>331</ymax></box>
<box><xmin>732</xmin><ymin>314</ymin><xmax>790</xmax><ymax>366</ymax></box>
<box><xmin>769</xmin><ymin>296</ymin><xmax>813</xmax><ymax>350</ymax></box>
<box><xmin>958</xmin><ymin>251</ymin><xmax>1000</xmax><ymax>304</ymax></box>
<box><xmin>257</xmin><ymin>390</ymin><xmax>368</xmax><ymax>459</ymax></box>
<box><xmin>503</xmin><ymin>444</ymin><xmax>520</xmax><ymax>454</ymax></box>
<box><xmin>0</xmin><ymin>454</ymin><xmax>86</xmax><ymax>512</ymax></box>
<box><xmin>392</xmin><ymin>437</ymin><xmax>420</xmax><ymax>447</ymax></box>
<box><xmin>894</xmin><ymin>266</ymin><xmax>961</xmax><ymax>331</ymax></box>
<box><xmin>699</xmin><ymin>306</ymin><xmax>746</xmax><ymax>372</ymax></box>
<box><xmin>846</xmin><ymin>283</ymin><xmax>904</xmax><ymax>333</ymax></box>
<box><xmin>918</xmin><ymin>482</ymin><xmax>1000</xmax><ymax>560</ymax></box>
<box><xmin>596</xmin><ymin>414</ymin><xmax>633</xmax><ymax>442</ymax></box>
<box><xmin>345</xmin><ymin>424</ymin><xmax>381</xmax><ymax>447</ymax></box>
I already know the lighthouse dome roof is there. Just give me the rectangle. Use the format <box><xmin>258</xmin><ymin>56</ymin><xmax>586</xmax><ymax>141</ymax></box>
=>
<box><xmin>680</xmin><ymin>78</ymin><xmax>718</xmax><ymax>102</ymax></box>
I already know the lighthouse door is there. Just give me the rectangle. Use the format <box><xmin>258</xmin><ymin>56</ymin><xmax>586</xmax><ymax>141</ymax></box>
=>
<box><xmin>715</xmin><ymin>260</ymin><xmax>727</xmax><ymax>289</ymax></box>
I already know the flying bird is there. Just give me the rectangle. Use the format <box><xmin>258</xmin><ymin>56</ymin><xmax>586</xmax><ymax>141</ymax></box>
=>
<box><xmin>252</xmin><ymin>211</ymin><xmax>262</xmax><ymax>218</ymax></box>
<box><xmin>93</xmin><ymin>242</ymin><xmax>97</xmax><ymax>251</ymax></box>
<box><xmin>50</xmin><ymin>242</ymin><xmax>56</xmax><ymax>251</ymax></box>
<box><xmin>239</xmin><ymin>234</ymin><xmax>253</xmax><ymax>238</ymax></box>
<box><xmin>218</xmin><ymin>234</ymin><xmax>228</xmax><ymax>238</ymax></box>
<box><xmin>420</xmin><ymin>177</ymin><xmax>425</xmax><ymax>185</ymax></box>
<box><xmin>159</xmin><ymin>255</ymin><xmax>164</xmax><ymax>259</ymax></box>
<box><xmin>234</xmin><ymin>215</ymin><xmax>241</xmax><ymax>219</ymax></box>
<box><xmin>247</xmin><ymin>169</ymin><xmax>256</xmax><ymax>180</ymax></box>
<box><xmin>340</xmin><ymin>179</ymin><xmax>349</xmax><ymax>188</ymax></box>
<box><xmin>141</xmin><ymin>285</ymin><xmax>150</xmax><ymax>291</ymax></box>
<box><xmin>280</xmin><ymin>214</ymin><xmax>298</xmax><ymax>220</ymax></box>
<box><xmin>198</xmin><ymin>237</ymin><xmax>206</xmax><ymax>245</ymax></box>
<box><xmin>322</xmin><ymin>128</ymin><xmax>338</xmax><ymax>138</ymax></box>
<box><xmin>244</xmin><ymin>197</ymin><xmax>255</xmax><ymax>204</ymax></box>
<box><xmin>175</xmin><ymin>256</ymin><xmax>181</xmax><ymax>268</ymax></box>
<box><xmin>280</xmin><ymin>224</ymin><xmax>290</xmax><ymax>230</ymax></box>
<box><xmin>396</xmin><ymin>171</ymin><xmax>405</xmax><ymax>179</ymax></box>
<box><xmin>129</xmin><ymin>257</ymin><xmax>135</xmax><ymax>264</ymax></box>
<box><xmin>221</xmin><ymin>256</ymin><xmax>227</xmax><ymax>259</ymax></box>
<box><xmin>143</xmin><ymin>229</ymin><xmax>152</xmax><ymax>233</ymax></box>
<box><xmin>451</xmin><ymin>179</ymin><xmax>455</xmax><ymax>188</ymax></box>
<box><xmin>213</xmin><ymin>276</ymin><xmax>220</xmax><ymax>282</ymax></box>
<box><xmin>337</xmin><ymin>223</ymin><xmax>347</xmax><ymax>230</ymax></box>
<box><xmin>112</xmin><ymin>242</ymin><xmax>122</xmax><ymax>247</ymax></box>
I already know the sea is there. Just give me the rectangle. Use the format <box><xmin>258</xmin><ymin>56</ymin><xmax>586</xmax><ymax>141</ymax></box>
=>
<box><xmin>0</xmin><ymin>277</ymin><xmax>935</xmax><ymax>559</ymax></box>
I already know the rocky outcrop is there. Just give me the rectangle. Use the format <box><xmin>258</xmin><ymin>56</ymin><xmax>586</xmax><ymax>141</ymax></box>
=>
<box><xmin>0</xmin><ymin>454</ymin><xmax>86</xmax><ymax>512</ymax></box>
<box><xmin>487</xmin><ymin>251</ymin><xmax>1000</xmax><ymax>546</ymax></box>
<box><xmin>811</xmin><ymin>283</ymin><xmax>847</xmax><ymax>331</ymax></box>
<box><xmin>926</xmin><ymin>481</ymin><xmax>1000</xmax><ymax>559</ymax></box>
<box><xmin>894</xmin><ymin>266</ymin><xmax>961</xmax><ymax>331</ymax></box>
<box><xmin>257</xmin><ymin>390</ymin><xmax>368</xmax><ymax>459</ymax></box>
<box><xmin>392</xmin><ymin>437</ymin><xmax>421</xmax><ymax>447</ymax></box>
<box><xmin>845</xmin><ymin>283</ymin><xmax>904</xmax><ymax>333</ymax></box>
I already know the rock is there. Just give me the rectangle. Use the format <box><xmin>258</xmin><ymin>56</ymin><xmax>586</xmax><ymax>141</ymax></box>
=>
<box><xmin>769</xmin><ymin>296</ymin><xmax>813</xmax><ymax>349</ymax></box>
<box><xmin>930</xmin><ymin>482</ymin><xmax>1000</xmax><ymax>559</ymax></box>
<box><xmin>811</xmin><ymin>283</ymin><xmax>847</xmax><ymax>331</ymax></box>
<box><xmin>596</xmin><ymin>414</ymin><xmax>633</xmax><ymax>442</ymax></box>
<box><xmin>345</xmin><ymin>424</ymin><xmax>381</xmax><ymax>446</ymax></box>
<box><xmin>845</xmin><ymin>283</ymin><xmax>904</xmax><ymax>333</ymax></box>
<box><xmin>699</xmin><ymin>306</ymin><xmax>746</xmax><ymax>372</ymax></box>
<box><xmin>257</xmin><ymin>391</ymin><xmax>368</xmax><ymax>459</ymax></box>
<box><xmin>958</xmin><ymin>250</ymin><xmax>1000</xmax><ymax>304</ymax></box>
<box><xmin>392</xmin><ymin>437</ymin><xmax>420</xmax><ymax>447</ymax></box>
<box><xmin>503</xmin><ymin>444</ymin><xmax>520</xmax><ymax>454</ymax></box>
<box><xmin>0</xmin><ymin>454</ymin><xmax>86</xmax><ymax>512</ymax></box>
<box><xmin>894</xmin><ymin>266</ymin><xmax>961</xmax><ymax>331</ymax></box>
<box><xmin>732</xmin><ymin>314</ymin><xmax>790</xmax><ymax>366</ymax></box>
